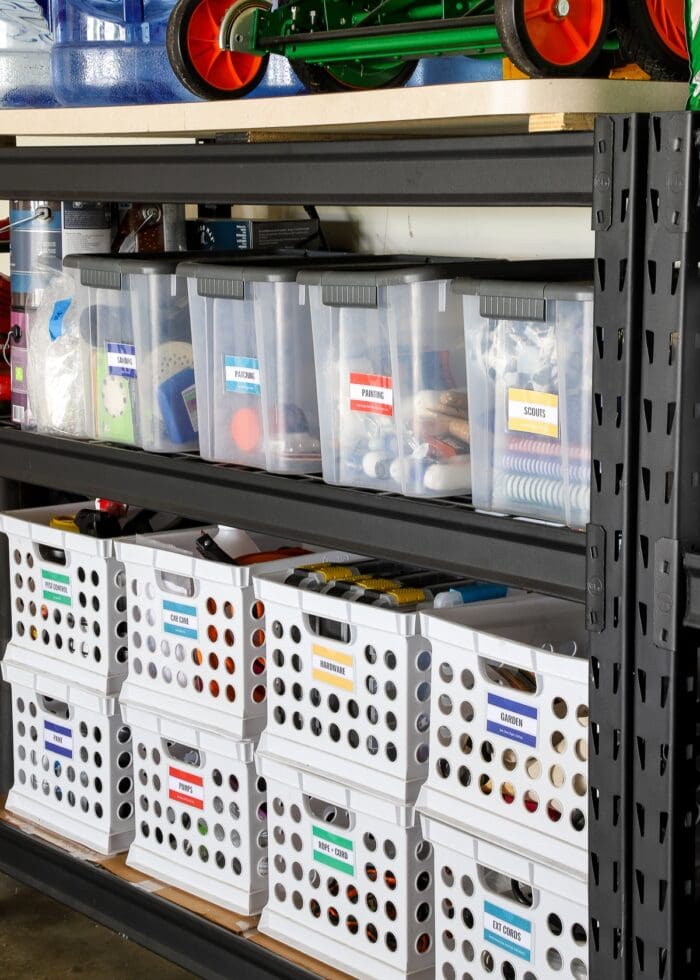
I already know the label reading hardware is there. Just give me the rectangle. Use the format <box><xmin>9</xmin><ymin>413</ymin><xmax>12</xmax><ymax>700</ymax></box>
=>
<box><xmin>224</xmin><ymin>355</ymin><xmax>261</xmax><ymax>395</ymax></box>
<box><xmin>349</xmin><ymin>372</ymin><xmax>393</xmax><ymax>416</ymax></box>
<box><xmin>107</xmin><ymin>342</ymin><xmax>137</xmax><ymax>379</ymax></box>
<box><xmin>507</xmin><ymin>387</ymin><xmax>559</xmax><ymax>438</ymax></box>
<box><xmin>42</xmin><ymin>569</ymin><xmax>72</xmax><ymax>607</ymax></box>
<box><xmin>163</xmin><ymin>600</ymin><xmax>198</xmax><ymax>641</ymax></box>
<box><xmin>484</xmin><ymin>901</ymin><xmax>533</xmax><ymax>961</ymax></box>
<box><xmin>486</xmin><ymin>693</ymin><xmax>538</xmax><ymax>748</ymax></box>
<box><xmin>168</xmin><ymin>766</ymin><xmax>204</xmax><ymax>809</ymax></box>
<box><xmin>44</xmin><ymin>720</ymin><xmax>73</xmax><ymax>759</ymax></box>
<box><xmin>312</xmin><ymin>644</ymin><xmax>354</xmax><ymax>692</ymax></box>
<box><xmin>313</xmin><ymin>825</ymin><xmax>354</xmax><ymax>875</ymax></box>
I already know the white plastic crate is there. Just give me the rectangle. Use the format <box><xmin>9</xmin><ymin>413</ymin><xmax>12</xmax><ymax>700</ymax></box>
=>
<box><xmin>417</xmin><ymin>595</ymin><xmax>588</xmax><ymax>876</ymax></box>
<box><xmin>116</xmin><ymin>527</ymin><xmax>308</xmax><ymax>739</ymax></box>
<box><xmin>1</xmin><ymin>504</ymin><xmax>128</xmax><ymax>695</ymax></box>
<box><xmin>2</xmin><ymin>646</ymin><xmax>135</xmax><ymax>854</ymax></box>
<box><xmin>259</xmin><ymin>750</ymin><xmax>435</xmax><ymax>980</ymax></box>
<box><xmin>254</xmin><ymin>549</ymin><xmax>435</xmax><ymax>804</ymax></box>
<box><xmin>121</xmin><ymin>700</ymin><xmax>268</xmax><ymax>915</ymax></box>
<box><xmin>421</xmin><ymin>814</ymin><xmax>588</xmax><ymax>980</ymax></box>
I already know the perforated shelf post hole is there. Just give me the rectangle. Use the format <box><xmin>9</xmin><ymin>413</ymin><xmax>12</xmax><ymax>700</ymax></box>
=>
<box><xmin>258</xmin><ymin>751</ymin><xmax>435</xmax><ymax>980</ymax></box>
<box><xmin>2</xmin><ymin>648</ymin><xmax>135</xmax><ymax>855</ymax></box>
<box><xmin>122</xmin><ymin>701</ymin><xmax>268</xmax><ymax>914</ymax></box>
<box><xmin>1</xmin><ymin>506</ymin><xmax>129</xmax><ymax>695</ymax></box>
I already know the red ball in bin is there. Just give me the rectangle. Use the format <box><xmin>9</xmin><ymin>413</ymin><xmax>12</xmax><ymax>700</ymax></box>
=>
<box><xmin>230</xmin><ymin>407</ymin><xmax>262</xmax><ymax>454</ymax></box>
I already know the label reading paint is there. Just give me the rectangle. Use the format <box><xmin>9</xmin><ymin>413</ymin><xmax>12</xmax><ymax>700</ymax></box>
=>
<box><xmin>312</xmin><ymin>644</ymin><xmax>354</xmax><ymax>692</ymax></box>
<box><xmin>168</xmin><ymin>766</ymin><xmax>204</xmax><ymax>809</ymax></box>
<box><xmin>507</xmin><ymin>387</ymin><xmax>559</xmax><ymax>438</ymax></box>
<box><xmin>44</xmin><ymin>720</ymin><xmax>73</xmax><ymax>759</ymax></box>
<box><xmin>182</xmin><ymin>383</ymin><xmax>199</xmax><ymax>433</ymax></box>
<box><xmin>349</xmin><ymin>372</ymin><xmax>393</xmax><ymax>416</ymax></box>
<box><xmin>312</xmin><ymin>825</ymin><xmax>354</xmax><ymax>875</ymax></box>
<box><xmin>107</xmin><ymin>342</ymin><xmax>137</xmax><ymax>379</ymax></box>
<box><xmin>224</xmin><ymin>355</ymin><xmax>261</xmax><ymax>395</ymax></box>
<box><xmin>487</xmin><ymin>692</ymin><xmax>538</xmax><ymax>748</ymax></box>
<box><xmin>163</xmin><ymin>600</ymin><xmax>198</xmax><ymax>640</ymax></box>
<box><xmin>42</xmin><ymin>569</ymin><xmax>72</xmax><ymax>607</ymax></box>
<box><xmin>484</xmin><ymin>901</ymin><xmax>533</xmax><ymax>961</ymax></box>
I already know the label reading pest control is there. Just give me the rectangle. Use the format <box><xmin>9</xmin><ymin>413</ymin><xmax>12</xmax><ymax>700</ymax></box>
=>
<box><xmin>42</xmin><ymin>569</ymin><xmax>72</xmax><ymax>607</ymax></box>
<box><xmin>312</xmin><ymin>644</ymin><xmax>354</xmax><ymax>692</ymax></box>
<box><xmin>487</xmin><ymin>693</ymin><xmax>538</xmax><ymax>748</ymax></box>
<box><xmin>224</xmin><ymin>355</ymin><xmax>261</xmax><ymax>395</ymax></box>
<box><xmin>168</xmin><ymin>766</ymin><xmax>204</xmax><ymax>809</ymax></box>
<box><xmin>182</xmin><ymin>384</ymin><xmax>199</xmax><ymax>433</ymax></box>
<box><xmin>507</xmin><ymin>387</ymin><xmax>559</xmax><ymax>438</ymax></box>
<box><xmin>484</xmin><ymin>901</ymin><xmax>533</xmax><ymax>961</ymax></box>
<box><xmin>107</xmin><ymin>342</ymin><xmax>137</xmax><ymax>379</ymax></box>
<box><xmin>349</xmin><ymin>372</ymin><xmax>393</xmax><ymax>416</ymax></box>
<box><xmin>44</xmin><ymin>720</ymin><xmax>73</xmax><ymax>759</ymax></box>
<box><xmin>163</xmin><ymin>600</ymin><xmax>198</xmax><ymax>640</ymax></box>
<box><xmin>313</xmin><ymin>825</ymin><xmax>354</xmax><ymax>875</ymax></box>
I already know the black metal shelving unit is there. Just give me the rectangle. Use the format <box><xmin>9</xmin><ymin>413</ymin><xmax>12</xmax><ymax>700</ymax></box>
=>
<box><xmin>0</xmin><ymin>113</ymin><xmax>694</xmax><ymax>980</ymax></box>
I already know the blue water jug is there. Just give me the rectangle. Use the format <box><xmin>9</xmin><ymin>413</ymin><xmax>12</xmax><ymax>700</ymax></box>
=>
<box><xmin>0</xmin><ymin>0</ymin><xmax>56</xmax><ymax>105</ymax></box>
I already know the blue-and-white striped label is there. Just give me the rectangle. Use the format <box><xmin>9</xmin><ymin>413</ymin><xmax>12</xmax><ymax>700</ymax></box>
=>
<box><xmin>107</xmin><ymin>342</ymin><xmax>137</xmax><ymax>378</ymax></box>
<box><xmin>486</xmin><ymin>692</ymin><xmax>538</xmax><ymax>748</ymax></box>
<box><xmin>484</xmin><ymin>901</ymin><xmax>532</xmax><ymax>961</ymax></box>
<box><xmin>224</xmin><ymin>355</ymin><xmax>261</xmax><ymax>395</ymax></box>
<box><xmin>163</xmin><ymin>600</ymin><xmax>198</xmax><ymax>640</ymax></box>
<box><xmin>44</xmin><ymin>720</ymin><xmax>73</xmax><ymax>759</ymax></box>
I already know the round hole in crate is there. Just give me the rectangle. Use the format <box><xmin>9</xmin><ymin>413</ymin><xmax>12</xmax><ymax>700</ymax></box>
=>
<box><xmin>551</xmin><ymin>731</ymin><xmax>567</xmax><ymax>754</ymax></box>
<box><xmin>346</xmin><ymin>915</ymin><xmax>359</xmax><ymax>934</ymax></box>
<box><xmin>416</xmin><ymin>933</ymin><xmax>431</xmax><ymax>954</ymax></box>
<box><xmin>438</xmin><ymin>694</ymin><xmax>453</xmax><ymax>716</ymax></box>
<box><xmin>576</xmin><ymin>704</ymin><xmax>589</xmax><ymax>727</ymax></box>
<box><xmin>291</xmin><ymin>683</ymin><xmax>303</xmax><ymax>702</ymax></box>
<box><xmin>366</xmin><ymin>675</ymin><xmax>378</xmax><ymax>695</ymax></box>
<box><xmin>192</xmin><ymin>675</ymin><xmax>204</xmax><ymax>693</ymax></box>
<box><xmin>252</xmin><ymin>601</ymin><xmax>264</xmax><ymax>621</ymax></box>
<box><xmin>327</xmin><ymin>906</ymin><xmax>340</xmax><ymax>927</ymax></box>
<box><xmin>154</xmin><ymin>800</ymin><xmax>162</xmax><ymax>817</ymax></box>
<box><xmin>571</xmin><ymin>808</ymin><xmax>586</xmax><ymax>831</ymax></box>
<box><xmin>28</xmin><ymin>578</ymin><xmax>35</xmax><ymax>594</ymax></box>
<box><xmin>386</xmin><ymin>712</ymin><xmax>397</xmax><ymax>732</ymax></box>
<box><xmin>438</xmin><ymin>661</ymin><xmax>454</xmax><ymax>684</ymax></box>
<box><xmin>257</xmin><ymin>800</ymin><xmax>268</xmax><ymax>822</ymax></box>
<box><xmin>41</xmin><ymin>630</ymin><xmax>50</xmax><ymax>645</ymax></box>
<box><xmin>364</xmin><ymin>832</ymin><xmax>377</xmax><ymax>851</ymax></box>
<box><xmin>197</xmin><ymin>817</ymin><xmax>208</xmax><ymax>836</ymax></box>
<box><xmin>116</xmin><ymin>595</ymin><xmax>127</xmax><ymax>614</ymax></box>
<box><xmin>79</xmin><ymin>747</ymin><xmax>88</xmax><ymax>764</ymax></box>
<box><xmin>549</xmin><ymin>765</ymin><xmax>566</xmax><ymax>788</ymax></box>
<box><xmin>206</xmin><ymin>597</ymin><xmax>217</xmax><ymax>616</ymax></box>
<box><xmin>117</xmin><ymin>727</ymin><xmax>131</xmax><ymax>745</ymax></box>
<box><xmin>223</xmin><ymin>656</ymin><xmax>235</xmax><ymax>676</ymax></box>
<box><xmin>572</xmin><ymin>922</ymin><xmax>587</xmax><ymax>946</ymax></box>
<box><xmin>442</xmin><ymin>897</ymin><xmax>455</xmax><ymax>919</ymax></box>
<box><xmin>117</xmin><ymin>647</ymin><xmax>128</xmax><ymax>665</ymax></box>
<box><xmin>17</xmin><ymin>721</ymin><xmax>25</xmax><ymax>738</ymax></box>
<box><xmin>386</xmin><ymin>742</ymin><xmax>397</xmax><ymax>762</ymax></box>
<box><xmin>140</xmin><ymin>821</ymin><xmax>149</xmax><ymax>837</ymax></box>
<box><xmin>93</xmin><ymin>597</ymin><xmax>101</xmax><ymax>614</ymax></box>
<box><xmin>364</xmin><ymin>645</ymin><xmax>377</xmax><ymax>664</ymax></box>
<box><xmin>290</xmin><ymin>626</ymin><xmax>301</xmax><ymax>644</ymax></box>
<box><xmin>385</xmin><ymin>932</ymin><xmax>397</xmax><ymax>953</ymax></box>
<box><xmin>383</xmin><ymin>839</ymin><xmax>396</xmax><ymax>861</ymax></box>
<box><xmin>501</xmin><ymin>963</ymin><xmax>516</xmax><ymax>980</ymax></box>
<box><xmin>462</xmin><ymin>907</ymin><xmax>474</xmax><ymax>929</ymax></box>
<box><xmin>329</xmin><ymin>724</ymin><xmax>341</xmax><ymax>743</ymax></box>
<box><xmin>207</xmin><ymin>652</ymin><xmax>219</xmax><ymax>672</ymax></box>
<box><xmin>441</xmin><ymin>865</ymin><xmax>454</xmax><ymax>887</ymax></box>
<box><xmin>384</xmin><ymin>899</ymin><xmax>397</xmax><ymax>921</ymax></box>
<box><xmin>436</xmin><ymin>758</ymin><xmax>450</xmax><ymax>779</ymax></box>
<box><xmin>223</xmin><ymin>630</ymin><xmax>235</xmax><ymax>649</ymax></box>
<box><xmin>274</xmin><ymin>854</ymin><xmax>286</xmax><ymax>874</ymax></box>
<box><xmin>548</xmin><ymin>913</ymin><xmax>563</xmax><ymax>935</ymax></box>
<box><xmin>285</xmin><ymin>860</ymin><xmax>299</xmax><ymax>880</ymax></box>
<box><xmin>309</xmin><ymin>899</ymin><xmax>321</xmax><ymax>918</ymax></box>
<box><xmin>345</xmin><ymin>883</ymin><xmax>358</xmax><ymax>904</ymax></box>
<box><xmin>30</xmin><ymin>627</ymin><xmax>38</xmax><ymax>644</ymax></box>
<box><xmin>252</xmin><ymin>629</ymin><xmax>265</xmax><ymax>648</ymax></box>
<box><xmin>232</xmin><ymin>857</ymin><xmax>243</xmax><ymax>876</ymax></box>
<box><xmin>384</xmin><ymin>650</ymin><xmax>397</xmax><ymax>671</ymax></box>
<box><xmin>30</xmin><ymin>725</ymin><xmax>38</xmax><ymax>742</ymax></box>
<box><xmin>290</xmin><ymin>804</ymin><xmax>301</xmax><ymax>823</ymax></box>
<box><xmin>271</xmin><ymin>620</ymin><xmax>283</xmax><ymax>639</ymax></box>
<box><xmin>456</xmin><ymin>734</ymin><xmax>472</xmax><ymax>757</ymax></box>
<box><xmin>416</xmin><ymin>870</ymin><xmax>431</xmax><ymax>892</ymax></box>
<box><xmin>214</xmin><ymin>823</ymin><xmax>225</xmax><ymax>842</ymax></box>
<box><xmin>365</xmin><ymin>862</ymin><xmax>378</xmax><ymax>882</ymax></box>
<box><xmin>500</xmin><ymin>781</ymin><xmax>515</xmax><ymax>803</ymax></box>
<box><xmin>212</xmin><ymin>796</ymin><xmax>223</xmax><ymax>815</ymax></box>
<box><xmin>460</xmin><ymin>701</ymin><xmax>475</xmax><ymax>723</ymax></box>
<box><xmin>207</xmin><ymin>625</ymin><xmax>218</xmax><ymax>644</ymax></box>
<box><xmin>18</xmin><ymin>747</ymin><xmax>26</xmax><ymax>762</ymax></box>
<box><xmin>93</xmin><ymin>646</ymin><xmax>102</xmax><ymax>663</ymax></box>
<box><xmin>30</xmin><ymin>774</ymin><xmax>37</xmax><ymax>791</ymax></box>
<box><xmin>168</xmin><ymin>834</ymin><xmax>177</xmax><ymax>851</ymax></box>
<box><xmin>181</xmin><ymin>811</ymin><xmax>191</xmax><ymax>829</ymax></box>
<box><xmin>224</xmin><ymin>602</ymin><xmax>234</xmax><ymax>620</ymax></box>
<box><xmin>14</xmin><ymin>573</ymin><xmax>23</xmax><ymax>590</ymax></box>
<box><xmin>54</xmin><ymin>786</ymin><xmax>62</xmax><ymax>802</ymax></box>
<box><xmin>310</xmin><ymin>718</ymin><xmax>322</xmax><ymax>737</ymax></box>
<box><xmin>328</xmin><ymin>693</ymin><xmax>340</xmax><ymax>713</ymax></box>
<box><xmin>416</xmin><ymin>901</ymin><xmax>431</xmax><ymax>922</ymax></box>
<box><xmin>251</xmin><ymin>684</ymin><xmax>266</xmax><ymax>703</ymax></box>
<box><xmin>55</xmin><ymin>635</ymin><xmax>64</xmax><ymax>650</ymax></box>
<box><xmin>15</xmin><ymin>598</ymin><xmax>24</xmax><ymax>616</ymax></box>
<box><xmin>274</xmin><ymin>883</ymin><xmax>286</xmax><ymax>902</ymax></box>
<box><xmin>481</xmin><ymin>740</ymin><xmax>495</xmax><ymax>763</ymax></box>
<box><xmin>40</xmin><ymin>756</ymin><xmax>49</xmax><ymax>773</ymax></box>
<box><xmin>546</xmin><ymin>948</ymin><xmax>563</xmax><ymax>970</ymax></box>
<box><xmin>175</xmin><ymin>644</ymin><xmax>185</xmax><ymax>662</ymax></box>
<box><xmin>479</xmin><ymin>774</ymin><xmax>492</xmax><ymax>795</ymax></box>
<box><xmin>442</xmin><ymin>966</ymin><xmax>455</xmax><ymax>980</ymax></box>
<box><xmin>273</xmin><ymin>826</ymin><xmax>285</xmax><ymax>845</ymax></box>
<box><xmin>416</xmin><ymin>651</ymin><xmax>431</xmax><ymax>672</ymax></box>
<box><xmin>575</xmin><ymin>739</ymin><xmax>587</xmax><ymax>762</ymax></box>
<box><xmin>416</xmin><ymin>682</ymin><xmax>431</xmax><ymax>703</ymax></box>
<box><xmin>117</xmin><ymin>801</ymin><xmax>133</xmax><ymax>820</ymax></box>
<box><xmin>291</xmin><ymin>832</ymin><xmax>302</xmax><ymax>852</ymax></box>
<box><xmin>458</xmin><ymin>766</ymin><xmax>471</xmax><ymax>788</ymax></box>
<box><xmin>12</xmin><ymin>549</ymin><xmax>20</xmax><ymax>565</ymax></box>
<box><xmin>367</xmin><ymin>735</ymin><xmax>379</xmax><ymax>755</ymax></box>
<box><xmin>366</xmin><ymin>892</ymin><xmax>378</xmax><ymax>913</ymax></box>
<box><xmin>552</xmin><ymin>697</ymin><xmax>568</xmax><ymax>719</ymax></box>
<box><xmin>273</xmin><ymin>797</ymin><xmax>284</xmax><ymax>816</ymax></box>
<box><xmin>79</xmin><ymin>796</ymin><xmax>89</xmax><ymax>811</ymax></box>
<box><xmin>94</xmin><ymin>776</ymin><xmax>103</xmax><ymax>794</ymax></box>
<box><xmin>273</xmin><ymin>678</ymin><xmax>285</xmax><ymax>698</ymax></box>
<box><xmin>29</xmin><ymin>602</ymin><xmax>37</xmax><ymax>619</ymax></box>
<box><xmin>384</xmin><ymin>869</ymin><xmax>397</xmax><ymax>890</ymax></box>
<box><xmin>163</xmin><ymin>667</ymin><xmax>172</xmax><ymax>684</ymax></box>
<box><xmin>291</xmin><ymin>891</ymin><xmax>303</xmax><ymax>910</ymax></box>
<box><xmin>571</xmin><ymin>959</ymin><xmax>587</xmax><ymax>979</ymax></box>
<box><xmin>292</xmin><ymin>711</ymin><xmax>303</xmax><ymax>730</ymax></box>
<box><xmin>16</xmin><ymin>623</ymin><xmax>25</xmax><ymax>638</ymax></box>
<box><xmin>192</xmin><ymin>648</ymin><xmax>203</xmax><ymax>666</ymax></box>
<box><xmin>152</xmin><ymin>747</ymin><xmax>161</xmax><ymax>766</ymax></box>
<box><xmin>198</xmin><ymin>845</ymin><xmax>209</xmax><ymax>863</ymax></box>
<box><xmin>183</xmin><ymin>840</ymin><xmax>193</xmax><ymax>857</ymax></box>
<box><xmin>572</xmin><ymin>774</ymin><xmax>587</xmax><ymax>796</ymax></box>
<box><xmin>481</xmin><ymin>950</ymin><xmax>495</xmax><ymax>973</ymax></box>
<box><xmin>501</xmin><ymin>749</ymin><xmax>518</xmax><ymax>772</ymax></box>
<box><xmin>367</xmin><ymin>706</ymin><xmax>379</xmax><ymax>726</ymax></box>
<box><xmin>415</xmin><ymin>743</ymin><xmax>429</xmax><ymax>764</ymax></box>
<box><xmin>53</xmin><ymin>608</ymin><xmax>62</xmax><ymax>626</ymax></box>
<box><xmin>116</xmin><ymin>621</ymin><xmax>128</xmax><ymax>639</ymax></box>
<box><xmin>118</xmin><ymin>777</ymin><xmax>132</xmax><ymax>795</ymax></box>
<box><xmin>523</xmin><ymin>789</ymin><xmax>539</xmax><ymax>812</ymax></box>
<box><xmin>54</xmin><ymin>761</ymin><xmax>62</xmax><ymax>779</ymax></box>
<box><xmin>147</xmin><ymin>662</ymin><xmax>157</xmax><ymax>680</ymax></box>
<box><xmin>78</xmin><ymin>593</ymin><xmax>86</xmax><ymax>609</ymax></box>
<box><xmin>437</xmin><ymin>725</ymin><xmax>452</xmax><ymax>748</ymax></box>
<box><xmin>345</xmin><ymin>699</ymin><xmax>359</xmax><ymax>721</ymax></box>
<box><xmin>145</xmin><ymin>584</ymin><xmax>156</xmax><ymax>601</ymax></box>
<box><xmin>525</xmin><ymin>756</ymin><xmax>541</xmax><ymax>779</ymax></box>
<box><xmin>366</xmin><ymin>923</ymin><xmax>378</xmax><ymax>944</ymax></box>
<box><xmin>252</xmin><ymin>655</ymin><xmax>265</xmax><ymax>675</ymax></box>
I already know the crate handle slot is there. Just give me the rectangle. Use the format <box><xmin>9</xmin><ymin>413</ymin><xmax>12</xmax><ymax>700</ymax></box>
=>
<box><xmin>162</xmin><ymin>738</ymin><xmax>203</xmax><ymax>768</ymax></box>
<box><xmin>37</xmin><ymin>544</ymin><xmax>67</xmax><ymax>566</ymax></box>
<box><xmin>305</xmin><ymin>614</ymin><xmax>352</xmax><ymax>645</ymax></box>
<box><xmin>479</xmin><ymin>656</ymin><xmax>539</xmax><ymax>696</ymax></box>
<box><xmin>37</xmin><ymin>695</ymin><xmax>71</xmax><ymax>720</ymax></box>
<box><xmin>303</xmin><ymin>795</ymin><xmax>353</xmax><ymax>830</ymax></box>
<box><xmin>477</xmin><ymin>864</ymin><xmax>537</xmax><ymax>909</ymax></box>
<box><xmin>155</xmin><ymin>569</ymin><xmax>196</xmax><ymax>598</ymax></box>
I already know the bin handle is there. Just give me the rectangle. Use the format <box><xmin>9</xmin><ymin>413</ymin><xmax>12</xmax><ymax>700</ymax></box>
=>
<box><xmin>38</xmin><ymin>694</ymin><xmax>71</xmax><ymax>720</ymax></box>
<box><xmin>477</xmin><ymin>864</ymin><xmax>536</xmax><ymax>909</ymax></box>
<box><xmin>304</xmin><ymin>613</ymin><xmax>352</xmax><ymax>646</ymax></box>
<box><xmin>37</xmin><ymin>544</ymin><xmax>67</xmax><ymax>566</ymax></box>
<box><xmin>161</xmin><ymin>738</ymin><xmax>204</xmax><ymax>769</ymax></box>
<box><xmin>302</xmin><ymin>794</ymin><xmax>353</xmax><ymax>830</ymax></box>
<box><xmin>156</xmin><ymin>569</ymin><xmax>196</xmax><ymax>598</ymax></box>
<box><xmin>478</xmin><ymin>655</ymin><xmax>539</xmax><ymax>696</ymax></box>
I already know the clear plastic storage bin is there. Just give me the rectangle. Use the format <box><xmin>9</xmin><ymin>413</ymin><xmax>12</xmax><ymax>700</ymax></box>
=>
<box><xmin>122</xmin><ymin>700</ymin><xmax>268</xmax><ymax>914</ymax></box>
<box><xmin>458</xmin><ymin>278</ymin><xmax>594</xmax><ymax>527</ymax></box>
<box><xmin>180</xmin><ymin>260</ymin><xmax>322</xmax><ymax>474</ymax></box>
<box><xmin>0</xmin><ymin>504</ymin><xmax>128</xmax><ymax>695</ymax></box>
<box><xmin>421</xmin><ymin>813</ymin><xmax>588</xmax><ymax>980</ymax></box>
<box><xmin>305</xmin><ymin>264</ymin><xmax>473</xmax><ymax>498</ymax></box>
<box><xmin>259</xmin><ymin>750</ymin><xmax>435</xmax><ymax>980</ymax></box>
<box><xmin>3</xmin><ymin>646</ymin><xmax>135</xmax><ymax>854</ymax></box>
<box><xmin>417</xmin><ymin>595</ymin><xmax>588</xmax><ymax>876</ymax></box>
<box><xmin>63</xmin><ymin>253</ymin><xmax>198</xmax><ymax>453</ymax></box>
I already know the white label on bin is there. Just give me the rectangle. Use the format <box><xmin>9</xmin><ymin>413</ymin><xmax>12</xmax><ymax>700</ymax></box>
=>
<box><xmin>224</xmin><ymin>355</ymin><xmax>261</xmax><ymax>395</ymax></box>
<box><xmin>182</xmin><ymin>384</ymin><xmax>199</xmax><ymax>433</ymax></box>
<box><xmin>44</xmin><ymin>720</ymin><xmax>73</xmax><ymax>760</ymax></box>
<box><xmin>42</xmin><ymin>569</ymin><xmax>72</xmax><ymax>607</ymax></box>
<box><xmin>349</xmin><ymin>372</ymin><xmax>393</xmax><ymax>417</ymax></box>
<box><xmin>487</xmin><ymin>693</ymin><xmax>538</xmax><ymax>748</ymax></box>
<box><xmin>312</xmin><ymin>644</ymin><xmax>354</xmax><ymax>692</ymax></box>
<box><xmin>163</xmin><ymin>600</ymin><xmax>198</xmax><ymax>640</ymax></box>
<box><xmin>168</xmin><ymin>766</ymin><xmax>204</xmax><ymax>809</ymax></box>
<box><xmin>484</xmin><ymin>901</ymin><xmax>532</xmax><ymax>961</ymax></box>
<box><xmin>508</xmin><ymin>387</ymin><xmax>559</xmax><ymax>438</ymax></box>
<box><xmin>313</xmin><ymin>825</ymin><xmax>354</xmax><ymax>875</ymax></box>
<box><xmin>107</xmin><ymin>342</ymin><xmax>137</xmax><ymax>379</ymax></box>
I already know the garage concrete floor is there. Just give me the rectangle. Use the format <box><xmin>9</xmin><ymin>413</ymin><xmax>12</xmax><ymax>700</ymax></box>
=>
<box><xmin>0</xmin><ymin>872</ymin><xmax>196</xmax><ymax>979</ymax></box>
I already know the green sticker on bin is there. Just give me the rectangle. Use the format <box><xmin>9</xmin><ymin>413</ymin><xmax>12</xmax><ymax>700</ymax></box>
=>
<box><xmin>312</xmin><ymin>825</ymin><xmax>354</xmax><ymax>875</ymax></box>
<box><xmin>42</xmin><ymin>569</ymin><xmax>72</xmax><ymax>606</ymax></box>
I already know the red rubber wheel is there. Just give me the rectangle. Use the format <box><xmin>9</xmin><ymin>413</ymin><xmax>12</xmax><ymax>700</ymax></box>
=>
<box><xmin>615</xmin><ymin>0</ymin><xmax>688</xmax><ymax>79</ymax></box>
<box><xmin>644</xmin><ymin>0</ymin><xmax>685</xmax><ymax>58</ymax></box>
<box><xmin>496</xmin><ymin>0</ymin><xmax>610</xmax><ymax>76</ymax></box>
<box><xmin>167</xmin><ymin>0</ymin><xmax>269</xmax><ymax>100</ymax></box>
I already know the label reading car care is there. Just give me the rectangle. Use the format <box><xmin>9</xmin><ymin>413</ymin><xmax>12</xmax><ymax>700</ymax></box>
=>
<box><xmin>182</xmin><ymin>384</ymin><xmax>199</xmax><ymax>433</ymax></box>
<box><xmin>224</xmin><ymin>355</ymin><xmax>261</xmax><ymax>395</ymax></box>
<box><xmin>484</xmin><ymin>901</ymin><xmax>532</xmax><ymax>961</ymax></box>
<box><xmin>507</xmin><ymin>387</ymin><xmax>559</xmax><ymax>438</ymax></box>
<box><xmin>107</xmin><ymin>342</ymin><xmax>137</xmax><ymax>379</ymax></box>
<box><xmin>313</xmin><ymin>825</ymin><xmax>354</xmax><ymax>875</ymax></box>
<box><xmin>168</xmin><ymin>766</ymin><xmax>204</xmax><ymax>809</ymax></box>
<box><xmin>312</xmin><ymin>644</ymin><xmax>354</xmax><ymax>692</ymax></box>
<box><xmin>487</xmin><ymin>693</ymin><xmax>538</xmax><ymax>748</ymax></box>
<box><xmin>163</xmin><ymin>600</ymin><xmax>198</xmax><ymax>640</ymax></box>
<box><xmin>42</xmin><ymin>569</ymin><xmax>72</xmax><ymax>606</ymax></box>
<box><xmin>349</xmin><ymin>372</ymin><xmax>393</xmax><ymax>416</ymax></box>
<box><xmin>44</xmin><ymin>720</ymin><xmax>73</xmax><ymax>759</ymax></box>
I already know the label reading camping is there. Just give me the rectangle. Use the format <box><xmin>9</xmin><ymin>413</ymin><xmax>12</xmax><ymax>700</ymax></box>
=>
<box><xmin>484</xmin><ymin>901</ymin><xmax>532</xmax><ymax>962</ymax></box>
<box><xmin>168</xmin><ymin>766</ymin><xmax>204</xmax><ymax>809</ymax></box>
<box><xmin>224</xmin><ymin>355</ymin><xmax>261</xmax><ymax>395</ymax></box>
<box><xmin>107</xmin><ymin>342</ymin><xmax>137</xmax><ymax>379</ymax></box>
<box><xmin>42</xmin><ymin>569</ymin><xmax>72</xmax><ymax>607</ymax></box>
<box><xmin>508</xmin><ymin>387</ymin><xmax>559</xmax><ymax>438</ymax></box>
<box><xmin>313</xmin><ymin>825</ymin><xmax>354</xmax><ymax>875</ymax></box>
<box><xmin>44</xmin><ymin>720</ymin><xmax>73</xmax><ymax>760</ymax></box>
<box><xmin>312</xmin><ymin>644</ymin><xmax>354</xmax><ymax>692</ymax></box>
<box><xmin>487</xmin><ymin>693</ymin><xmax>538</xmax><ymax>748</ymax></box>
<box><xmin>349</xmin><ymin>372</ymin><xmax>393</xmax><ymax>416</ymax></box>
<box><xmin>163</xmin><ymin>600</ymin><xmax>198</xmax><ymax>641</ymax></box>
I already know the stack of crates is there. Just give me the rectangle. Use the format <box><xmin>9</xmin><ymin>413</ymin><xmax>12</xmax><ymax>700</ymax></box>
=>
<box><xmin>416</xmin><ymin>595</ymin><xmax>590</xmax><ymax>980</ymax></box>
<box><xmin>0</xmin><ymin>505</ymin><xmax>135</xmax><ymax>854</ymax></box>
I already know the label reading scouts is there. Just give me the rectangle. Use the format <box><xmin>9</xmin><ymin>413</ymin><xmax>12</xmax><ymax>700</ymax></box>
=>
<box><xmin>313</xmin><ymin>826</ymin><xmax>354</xmax><ymax>875</ymax></box>
<box><xmin>163</xmin><ymin>600</ymin><xmax>198</xmax><ymax>640</ymax></box>
<box><xmin>44</xmin><ymin>720</ymin><xmax>73</xmax><ymax>759</ymax></box>
<box><xmin>168</xmin><ymin>766</ymin><xmax>204</xmax><ymax>809</ymax></box>
<box><xmin>487</xmin><ymin>692</ymin><xmax>538</xmax><ymax>748</ymax></box>
<box><xmin>484</xmin><ymin>901</ymin><xmax>533</xmax><ymax>961</ymax></box>
<box><xmin>507</xmin><ymin>387</ymin><xmax>559</xmax><ymax>438</ymax></box>
<box><xmin>42</xmin><ymin>569</ymin><xmax>72</xmax><ymax>606</ymax></box>
<box><xmin>107</xmin><ymin>342</ymin><xmax>137</xmax><ymax>379</ymax></box>
<box><xmin>312</xmin><ymin>644</ymin><xmax>354</xmax><ymax>692</ymax></box>
<box><xmin>349</xmin><ymin>372</ymin><xmax>393</xmax><ymax>416</ymax></box>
